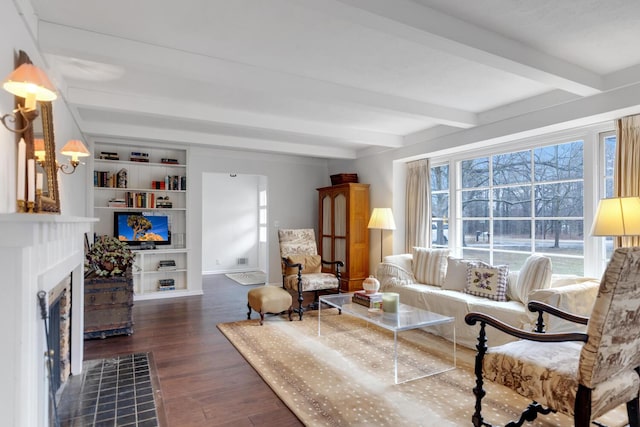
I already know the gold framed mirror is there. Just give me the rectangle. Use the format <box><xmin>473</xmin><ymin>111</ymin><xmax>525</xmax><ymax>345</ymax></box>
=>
<box><xmin>17</xmin><ymin>51</ymin><xmax>60</xmax><ymax>213</ymax></box>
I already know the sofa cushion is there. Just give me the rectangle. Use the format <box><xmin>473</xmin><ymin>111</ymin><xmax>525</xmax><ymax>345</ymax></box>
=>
<box><xmin>511</xmin><ymin>254</ymin><xmax>552</xmax><ymax>304</ymax></box>
<box><xmin>285</xmin><ymin>254</ymin><xmax>322</xmax><ymax>276</ymax></box>
<box><xmin>412</xmin><ymin>247</ymin><xmax>449</xmax><ymax>286</ymax></box>
<box><xmin>383</xmin><ymin>253</ymin><xmax>413</xmax><ymax>274</ymax></box>
<box><xmin>464</xmin><ymin>261</ymin><xmax>508</xmax><ymax>301</ymax></box>
<box><xmin>442</xmin><ymin>257</ymin><xmax>471</xmax><ymax>291</ymax></box>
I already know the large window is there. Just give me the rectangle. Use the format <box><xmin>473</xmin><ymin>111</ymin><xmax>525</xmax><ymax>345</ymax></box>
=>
<box><xmin>457</xmin><ymin>141</ymin><xmax>585</xmax><ymax>274</ymax></box>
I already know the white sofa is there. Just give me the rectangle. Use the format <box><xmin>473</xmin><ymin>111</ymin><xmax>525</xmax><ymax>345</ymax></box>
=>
<box><xmin>375</xmin><ymin>250</ymin><xmax>601</xmax><ymax>349</ymax></box>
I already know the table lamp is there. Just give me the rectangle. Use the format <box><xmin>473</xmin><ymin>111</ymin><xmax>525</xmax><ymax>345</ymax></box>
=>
<box><xmin>591</xmin><ymin>197</ymin><xmax>640</xmax><ymax>237</ymax></box>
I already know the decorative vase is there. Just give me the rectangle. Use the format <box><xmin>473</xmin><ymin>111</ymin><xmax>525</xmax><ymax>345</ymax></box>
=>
<box><xmin>362</xmin><ymin>275</ymin><xmax>380</xmax><ymax>294</ymax></box>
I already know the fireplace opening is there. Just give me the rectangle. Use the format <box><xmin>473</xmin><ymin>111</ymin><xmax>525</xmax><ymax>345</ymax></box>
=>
<box><xmin>48</xmin><ymin>295</ymin><xmax>62</xmax><ymax>393</ymax></box>
<box><xmin>47</xmin><ymin>276</ymin><xmax>72</xmax><ymax>399</ymax></box>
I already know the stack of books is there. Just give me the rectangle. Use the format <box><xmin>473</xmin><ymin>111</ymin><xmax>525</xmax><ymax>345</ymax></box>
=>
<box><xmin>161</xmin><ymin>158</ymin><xmax>179</xmax><ymax>164</ymax></box>
<box><xmin>157</xmin><ymin>260</ymin><xmax>176</xmax><ymax>271</ymax></box>
<box><xmin>352</xmin><ymin>290</ymin><xmax>383</xmax><ymax>309</ymax></box>
<box><xmin>130</xmin><ymin>151</ymin><xmax>150</xmax><ymax>162</ymax></box>
<box><xmin>155</xmin><ymin>196</ymin><xmax>173</xmax><ymax>208</ymax></box>
<box><xmin>158</xmin><ymin>278</ymin><xmax>175</xmax><ymax>291</ymax></box>
<box><xmin>107</xmin><ymin>198</ymin><xmax>127</xmax><ymax>208</ymax></box>
<box><xmin>99</xmin><ymin>151</ymin><xmax>119</xmax><ymax>160</ymax></box>
<box><xmin>151</xmin><ymin>180</ymin><xmax>166</xmax><ymax>190</ymax></box>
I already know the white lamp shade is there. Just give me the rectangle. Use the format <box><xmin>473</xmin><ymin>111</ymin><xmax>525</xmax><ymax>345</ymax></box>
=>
<box><xmin>3</xmin><ymin>63</ymin><xmax>57</xmax><ymax>110</ymax></box>
<box><xmin>368</xmin><ymin>208</ymin><xmax>396</xmax><ymax>230</ymax></box>
<box><xmin>591</xmin><ymin>197</ymin><xmax>640</xmax><ymax>236</ymax></box>
<box><xmin>61</xmin><ymin>140</ymin><xmax>90</xmax><ymax>162</ymax></box>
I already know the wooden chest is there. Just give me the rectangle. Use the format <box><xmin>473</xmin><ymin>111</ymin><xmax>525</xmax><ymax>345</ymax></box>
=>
<box><xmin>84</xmin><ymin>272</ymin><xmax>134</xmax><ymax>339</ymax></box>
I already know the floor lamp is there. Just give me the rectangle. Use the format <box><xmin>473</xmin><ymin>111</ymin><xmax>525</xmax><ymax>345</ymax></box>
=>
<box><xmin>368</xmin><ymin>208</ymin><xmax>396</xmax><ymax>263</ymax></box>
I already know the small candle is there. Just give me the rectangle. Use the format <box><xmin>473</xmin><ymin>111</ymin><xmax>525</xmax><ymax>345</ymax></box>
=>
<box><xmin>36</xmin><ymin>172</ymin><xmax>43</xmax><ymax>191</ymax></box>
<box><xmin>17</xmin><ymin>138</ymin><xmax>26</xmax><ymax>200</ymax></box>
<box><xmin>27</xmin><ymin>159</ymin><xmax>35</xmax><ymax>202</ymax></box>
<box><xmin>382</xmin><ymin>292</ymin><xmax>399</xmax><ymax>313</ymax></box>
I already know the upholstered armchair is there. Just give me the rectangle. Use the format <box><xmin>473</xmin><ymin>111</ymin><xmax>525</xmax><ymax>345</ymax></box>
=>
<box><xmin>465</xmin><ymin>247</ymin><xmax>640</xmax><ymax>427</ymax></box>
<box><xmin>278</xmin><ymin>229</ymin><xmax>343</xmax><ymax>320</ymax></box>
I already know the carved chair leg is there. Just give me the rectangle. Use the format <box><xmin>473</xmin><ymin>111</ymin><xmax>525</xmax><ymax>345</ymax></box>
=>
<box><xmin>287</xmin><ymin>306</ymin><xmax>293</xmax><ymax>322</ymax></box>
<box><xmin>471</xmin><ymin>322</ymin><xmax>488</xmax><ymax>427</ymax></box>
<box><xmin>259</xmin><ymin>311</ymin><xmax>265</xmax><ymax>326</ymax></box>
<box><xmin>247</xmin><ymin>302</ymin><xmax>252</xmax><ymax>320</ymax></box>
<box><xmin>574</xmin><ymin>385</ymin><xmax>592</xmax><ymax>427</ymax></box>
<box><xmin>297</xmin><ymin>291</ymin><xmax>304</xmax><ymax>320</ymax></box>
<box><xmin>626</xmin><ymin>397</ymin><xmax>640</xmax><ymax>427</ymax></box>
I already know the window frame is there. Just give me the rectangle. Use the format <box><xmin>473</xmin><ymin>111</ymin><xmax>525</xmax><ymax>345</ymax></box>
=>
<box><xmin>427</xmin><ymin>123</ymin><xmax>613</xmax><ymax>277</ymax></box>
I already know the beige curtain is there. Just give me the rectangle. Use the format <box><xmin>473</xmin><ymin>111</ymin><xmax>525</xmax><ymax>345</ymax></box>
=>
<box><xmin>614</xmin><ymin>114</ymin><xmax>640</xmax><ymax>247</ymax></box>
<box><xmin>405</xmin><ymin>159</ymin><xmax>430</xmax><ymax>252</ymax></box>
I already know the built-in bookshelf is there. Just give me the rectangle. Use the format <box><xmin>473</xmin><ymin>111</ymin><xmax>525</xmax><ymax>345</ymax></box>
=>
<box><xmin>91</xmin><ymin>142</ymin><xmax>194</xmax><ymax>300</ymax></box>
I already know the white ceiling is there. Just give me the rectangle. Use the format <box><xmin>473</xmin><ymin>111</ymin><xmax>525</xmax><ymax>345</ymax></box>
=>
<box><xmin>19</xmin><ymin>0</ymin><xmax>640</xmax><ymax>158</ymax></box>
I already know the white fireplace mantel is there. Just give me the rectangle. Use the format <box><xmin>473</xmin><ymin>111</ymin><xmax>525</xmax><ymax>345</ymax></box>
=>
<box><xmin>0</xmin><ymin>214</ymin><xmax>97</xmax><ymax>427</ymax></box>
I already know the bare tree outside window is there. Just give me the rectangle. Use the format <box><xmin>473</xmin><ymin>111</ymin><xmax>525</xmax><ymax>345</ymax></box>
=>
<box><xmin>457</xmin><ymin>141</ymin><xmax>585</xmax><ymax>273</ymax></box>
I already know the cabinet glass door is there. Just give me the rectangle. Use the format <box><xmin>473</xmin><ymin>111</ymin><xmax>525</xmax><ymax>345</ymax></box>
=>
<box><xmin>334</xmin><ymin>193</ymin><xmax>347</xmax><ymax>267</ymax></box>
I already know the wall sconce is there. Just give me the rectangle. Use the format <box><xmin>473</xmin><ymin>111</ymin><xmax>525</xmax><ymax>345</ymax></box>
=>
<box><xmin>34</xmin><ymin>138</ymin><xmax>90</xmax><ymax>175</ymax></box>
<box><xmin>59</xmin><ymin>140</ymin><xmax>90</xmax><ymax>174</ymax></box>
<box><xmin>1</xmin><ymin>63</ymin><xmax>57</xmax><ymax>133</ymax></box>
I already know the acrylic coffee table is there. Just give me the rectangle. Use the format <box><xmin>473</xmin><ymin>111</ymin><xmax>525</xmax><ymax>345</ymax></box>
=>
<box><xmin>318</xmin><ymin>293</ymin><xmax>456</xmax><ymax>384</ymax></box>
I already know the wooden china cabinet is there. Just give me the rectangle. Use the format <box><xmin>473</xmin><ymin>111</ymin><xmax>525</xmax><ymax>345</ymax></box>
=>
<box><xmin>317</xmin><ymin>183</ymin><xmax>370</xmax><ymax>291</ymax></box>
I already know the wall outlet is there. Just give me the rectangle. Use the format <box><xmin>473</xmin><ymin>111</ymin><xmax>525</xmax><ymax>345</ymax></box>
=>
<box><xmin>216</xmin><ymin>259</ymin><xmax>220</xmax><ymax>265</ymax></box>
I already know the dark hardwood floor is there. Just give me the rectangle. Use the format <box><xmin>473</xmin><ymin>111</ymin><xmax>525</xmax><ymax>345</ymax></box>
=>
<box><xmin>84</xmin><ymin>274</ymin><xmax>304</xmax><ymax>427</ymax></box>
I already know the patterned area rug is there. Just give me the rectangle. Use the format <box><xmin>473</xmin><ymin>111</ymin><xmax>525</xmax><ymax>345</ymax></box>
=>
<box><xmin>218</xmin><ymin>309</ymin><xmax>628</xmax><ymax>427</ymax></box>
<box><xmin>225</xmin><ymin>271</ymin><xmax>267</xmax><ymax>285</ymax></box>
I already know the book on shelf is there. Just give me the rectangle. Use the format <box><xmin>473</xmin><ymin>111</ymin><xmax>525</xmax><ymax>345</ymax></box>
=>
<box><xmin>99</xmin><ymin>152</ymin><xmax>120</xmax><ymax>160</ymax></box>
<box><xmin>157</xmin><ymin>260</ymin><xmax>177</xmax><ymax>271</ymax></box>
<box><xmin>163</xmin><ymin>175</ymin><xmax>186</xmax><ymax>191</ymax></box>
<box><xmin>161</xmin><ymin>158</ymin><xmax>179</xmax><ymax>164</ymax></box>
<box><xmin>130</xmin><ymin>151</ymin><xmax>150</xmax><ymax>162</ymax></box>
<box><xmin>158</xmin><ymin>278</ymin><xmax>175</xmax><ymax>291</ymax></box>
<box><xmin>151</xmin><ymin>180</ymin><xmax>167</xmax><ymax>190</ymax></box>
<box><xmin>94</xmin><ymin>170</ymin><xmax>116</xmax><ymax>188</ymax></box>
<box><xmin>108</xmin><ymin>198</ymin><xmax>127</xmax><ymax>208</ymax></box>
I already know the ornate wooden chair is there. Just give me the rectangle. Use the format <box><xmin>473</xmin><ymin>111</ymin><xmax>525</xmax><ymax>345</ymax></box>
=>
<box><xmin>465</xmin><ymin>247</ymin><xmax>640</xmax><ymax>427</ymax></box>
<box><xmin>278</xmin><ymin>229</ymin><xmax>343</xmax><ymax>320</ymax></box>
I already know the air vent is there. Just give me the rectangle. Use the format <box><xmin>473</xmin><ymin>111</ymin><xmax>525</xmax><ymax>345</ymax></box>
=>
<box><xmin>237</xmin><ymin>257</ymin><xmax>248</xmax><ymax>265</ymax></box>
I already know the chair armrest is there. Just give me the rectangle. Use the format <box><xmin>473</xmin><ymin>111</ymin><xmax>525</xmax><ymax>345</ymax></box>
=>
<box><xmin>465</xmin><ymin>312</ymin><xmax>588</xmax><ymax>343</ymax></box>
<box><xmin>282</xmin><ymin>257</ymin><xmax>303</xmax><ymax>273</ymax></box>
<box><xmin>527</xmin><ymin>300</ymin><xmax>589</xmax><ymax>333</ymax></box>
<box><xmin>321</xmin><ymin>260</ymin><xmax>344</xmax><ymax>268</ymax></box>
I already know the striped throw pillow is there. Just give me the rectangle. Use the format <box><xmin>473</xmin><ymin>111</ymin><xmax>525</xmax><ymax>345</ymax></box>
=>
<box><xmin>412</xmin><ymin>247</ymin><xmax>449</xmax><ymax>286</ymax></box>
<box><xmin>513</xmin><ymin>255</ymin><xmax>552</xmax><ymax>304</ymax></box>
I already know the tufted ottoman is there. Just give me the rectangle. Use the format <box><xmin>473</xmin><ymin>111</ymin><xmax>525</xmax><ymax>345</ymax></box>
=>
<box><xmin>247</xmin><ymin>286</ymin><xmax>293</xmax><ymax>325</ymax></box>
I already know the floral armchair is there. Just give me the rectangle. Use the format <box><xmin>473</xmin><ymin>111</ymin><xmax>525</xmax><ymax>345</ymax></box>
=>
<box><xmin>278</xmin><ymin>229</ymin><xmax>343</xmax><ymax>320</ymax></box>
<box><xmin>465</xmin><ymin>247</ymin><xmax>640</xmax><ymax>427</ymax></box>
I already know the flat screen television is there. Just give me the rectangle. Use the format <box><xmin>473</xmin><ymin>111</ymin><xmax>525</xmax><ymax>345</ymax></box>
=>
<box><xmin>114</xmin><ymin>212</ymin><xmax>171</xmax><ymax>246</ymax></box>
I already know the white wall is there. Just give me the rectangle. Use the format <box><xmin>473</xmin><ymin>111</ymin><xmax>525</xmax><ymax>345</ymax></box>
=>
<box><xmin>202</xmin><ymin>172</ymin><xmax>262</xmax><ymax>273</ymax></box>
<box><xmin>190</xmin><ymin>146</ymin><xmax>330</xmax><ymax>284</ymax></box>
